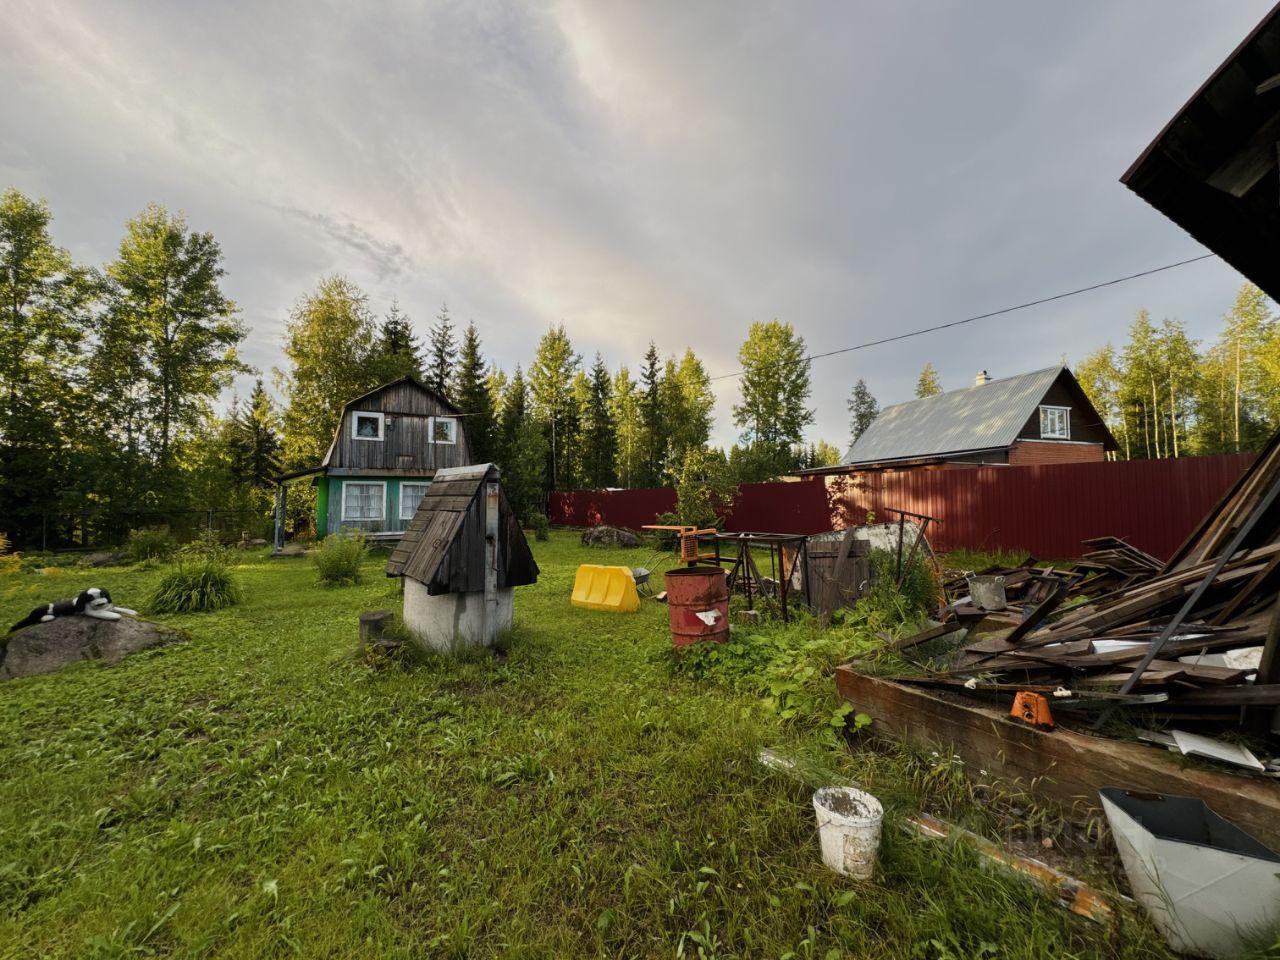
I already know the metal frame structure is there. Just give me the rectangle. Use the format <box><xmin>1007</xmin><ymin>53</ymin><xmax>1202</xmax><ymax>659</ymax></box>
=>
<box><xmin>707</xmin><ymin>531</ymin><xmax>812</xmax><ymax>622</ymax></box>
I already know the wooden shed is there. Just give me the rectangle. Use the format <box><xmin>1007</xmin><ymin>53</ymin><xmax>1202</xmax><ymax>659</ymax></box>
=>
<box><xmin>385</xmin><ymin>463</ymin><xmax>538</xmax><ymax>651</ymax></box>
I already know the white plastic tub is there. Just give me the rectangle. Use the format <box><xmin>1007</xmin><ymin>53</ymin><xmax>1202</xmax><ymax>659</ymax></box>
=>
<box><xmin>812</xmin><ymin>786</ymin><xmax>884</xmax><ymax>879</ymax></box>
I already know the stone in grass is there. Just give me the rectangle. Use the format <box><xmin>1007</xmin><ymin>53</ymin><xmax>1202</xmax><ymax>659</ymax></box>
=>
<box><xmin>81</xmin><ymin>551</ymin><xmax>128</xmax><ymax>568</ymax></box>
<box><xmin>580</xmin><ymin>525</ymin><xmax>640</xmax><ymax>549</ymax></box>
<box><xmin>1</xmin><ymin>616</ymin><xmax>184</xmax><ymax>681</ymax></box>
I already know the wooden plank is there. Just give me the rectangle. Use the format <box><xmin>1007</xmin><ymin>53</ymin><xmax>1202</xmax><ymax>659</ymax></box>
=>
<box><xmin>1173</xmin><ymin>683</ymin><xmax>1280</xmax><ymax>707</ymax></box>
<box><xmin>835</xmin><ymin>667</ymin><xmax>1280</xmax><ymax>849</ymax></box>
<box><xmin>888</xmin><ymin>621</ymin><xmax>963</xmax><ymax>652</ymax></box>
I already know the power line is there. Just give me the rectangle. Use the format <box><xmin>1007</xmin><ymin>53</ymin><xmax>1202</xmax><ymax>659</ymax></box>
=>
<box><xmin>707</xmin><ymin>252</ymin><xmax>1217</xmax><ymax>382</ymax></box>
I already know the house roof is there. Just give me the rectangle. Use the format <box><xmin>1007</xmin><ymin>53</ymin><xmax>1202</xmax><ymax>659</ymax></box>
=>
<box><xmin>1121</xmin><ymin>3</ymin><xmax>1280</xmax><ymax>301</ymax></box>
<box><xmin>384</xmin><ymin>463</ymin><xmax>538</xmax><ymax>594</ymax></box>
<box><xmin>840</xmin><ymin>366</ymin><xmax>1082</xmax><ymax>467</ymax></box>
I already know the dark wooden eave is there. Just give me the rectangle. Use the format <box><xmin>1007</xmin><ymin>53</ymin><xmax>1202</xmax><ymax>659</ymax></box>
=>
<box><xmin>1121</xmin><ymin>2</ymin><xmax>1280</xmax><ymax>301</ymax></box>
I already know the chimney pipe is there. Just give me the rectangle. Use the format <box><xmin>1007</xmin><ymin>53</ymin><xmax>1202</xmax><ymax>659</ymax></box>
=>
<box><xmin>975</xmin><ymin>370</ymin><xmax>990</xmax><ymax>386</ymax></box>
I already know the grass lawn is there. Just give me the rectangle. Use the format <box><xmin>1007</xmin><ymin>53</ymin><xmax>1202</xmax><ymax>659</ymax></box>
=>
<box><xmin>0</xmin><ymin>532</ymin><xmax>1176</xmax><ymax>959</ymax></box>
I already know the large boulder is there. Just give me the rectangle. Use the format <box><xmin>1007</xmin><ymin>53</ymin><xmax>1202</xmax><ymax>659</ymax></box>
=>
<box><xmin>580</xmin><ymin>525</ymin><xmax>640</xmax><ymax>549</ymax></box>
<box><xmin>0</xmin><ymin>616</ymin><xmax>184</xmax><ymax>681</ymax></box>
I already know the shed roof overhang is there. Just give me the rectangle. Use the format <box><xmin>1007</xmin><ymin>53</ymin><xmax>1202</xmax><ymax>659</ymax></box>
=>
<box><xmin>1121</xmin><ymin>3</ymin><xmax>1280</xmax><ymax>301</ymax></box>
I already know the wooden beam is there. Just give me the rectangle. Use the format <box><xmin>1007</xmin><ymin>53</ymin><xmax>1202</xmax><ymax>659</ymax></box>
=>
<box><xmin>835</xmin><ymin>667</ymin><xmax>1280</xmax><ymax>849</ymax></box>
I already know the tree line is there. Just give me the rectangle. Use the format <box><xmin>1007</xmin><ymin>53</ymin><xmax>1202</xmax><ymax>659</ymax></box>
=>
<box><xmin>1075</xmin><ymin>287</ymin><xmax>1279</xmax><ymax>460</ymax></box>
<box><xmin>11</xmin><ymin>186</ymin><xmax>1263</xmax><ymax>547</ymax></box>
<box><xmin>0</xmin><ymin>189</ymin><xmax>836</xmax><ymax>545</ymax></box>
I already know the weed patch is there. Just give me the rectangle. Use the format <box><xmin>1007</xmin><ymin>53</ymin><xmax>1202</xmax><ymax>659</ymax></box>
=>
<box><xmin>312</xmin><ymin>529</ymin><xmax>367</xmax><ymax>584</ymax></box>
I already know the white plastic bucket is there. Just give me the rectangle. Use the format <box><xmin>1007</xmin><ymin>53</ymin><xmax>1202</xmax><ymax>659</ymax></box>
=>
<box><xmin>812</xmin><ymin>786</ymin><xmax>884</xmax><ymax>879</ymax></box>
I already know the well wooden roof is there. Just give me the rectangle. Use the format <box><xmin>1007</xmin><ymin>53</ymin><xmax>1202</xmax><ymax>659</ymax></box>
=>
<box><xmin>384</xmin><ymin>463</ymin><xmax>538</xmax><ymax>594</ymax></box>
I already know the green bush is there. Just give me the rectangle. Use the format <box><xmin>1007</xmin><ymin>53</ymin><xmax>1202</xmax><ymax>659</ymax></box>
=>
<box><xmin>527</xmin><ymin>512</ymin><xmax>550</xmax><ymax>541</ymax></box>
<box><xmin>858</xmin><ymin>547</ymin><xmax>939</xmax><ymax>625</ymax></box>
<box><xmin>312</xmin><ymin>530</ymin><xmax>367</xmax><ymax>585</ymax></box>
<box><xmin>149</xmin><ymin>557</ymin><xmax>241</xmax><ymax>613</ymax></box>
<box><xmin>0</xmin><ymin>533</ymin><xmax>20</xmax><ymax>575</ymax></box>
<box><xmin>125</xmin><ymin>526</ymin><xmax>177</xmax><ymax>563</ymax></box>
<box><xmin>669</xmin><ymin>447</ymin><xmax>736</xmax><ymax>528</ymax></box>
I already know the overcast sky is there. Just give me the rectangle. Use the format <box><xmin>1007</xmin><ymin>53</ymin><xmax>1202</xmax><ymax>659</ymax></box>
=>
<box><xmin>3</xmin><ymin>1</ymin><xmax>1273</xmax><ymax>451</ymax></box>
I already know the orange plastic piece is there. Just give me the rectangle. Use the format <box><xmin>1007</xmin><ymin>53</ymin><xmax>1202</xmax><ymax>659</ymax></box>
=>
<box><xmin>642</xmin><ymin>524</ymin><xmax>718</xmax><ymax>564</ymax></box>
<box><xmin>1010</xmin><ymin>691</ymin><xmax>1055</xmax><ymax>730</ymax></box>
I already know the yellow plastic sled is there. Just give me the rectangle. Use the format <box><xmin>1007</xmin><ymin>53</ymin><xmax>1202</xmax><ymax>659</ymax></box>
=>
<box><xmin>571</xmin><ymin>564</ymin><xmax>640</xmax><ymax>613</ymax></box>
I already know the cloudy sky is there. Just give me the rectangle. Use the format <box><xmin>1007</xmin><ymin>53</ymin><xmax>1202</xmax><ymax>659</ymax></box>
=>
<box><xmin>2</xmin><ymin>1</ymin><xmax>1273</xmax><ymax>450</ymax></box>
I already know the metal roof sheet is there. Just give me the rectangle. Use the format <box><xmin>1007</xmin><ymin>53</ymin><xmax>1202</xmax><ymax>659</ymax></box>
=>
<box><xmin>842</xmin><ymin>366</ymin><xmax>1064</xmax><ymax>466</ymax></box>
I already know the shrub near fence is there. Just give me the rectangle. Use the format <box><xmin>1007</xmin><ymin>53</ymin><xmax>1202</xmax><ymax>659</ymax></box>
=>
<box><xmin>548</xmin><ymin>453</ymin><xmax>1254</xmax><ymax>561</ymax></box>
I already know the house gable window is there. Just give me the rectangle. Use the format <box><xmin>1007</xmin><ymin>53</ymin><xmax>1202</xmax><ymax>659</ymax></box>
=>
<box><xmin>1039</xmin><ymin>405</ymin><xmax>1070</xmax><ymax>440</ymax></box>
<box><xmin>430</xmin><ymin>416</ymin><xmax>458</xmax><ymax>445</ymax></box>
<box><xmin>352</xmin><ymin>411</ymin><xmax>384</xmax><ymax>441</ymax></box>
<box><xmin>400</xmin><ymin>482</ymin><xmax>430</xmax><ymax>520</ymax></box>
<box><xmin>342</xmin><ymin>481</ymin><xmax>385</xmax><ymax>521</ymax></box>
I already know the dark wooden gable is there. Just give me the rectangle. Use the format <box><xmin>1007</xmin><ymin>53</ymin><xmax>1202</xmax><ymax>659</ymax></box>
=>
<box><xmin>322</xmin><ymin>376</ymin><xmax>473</xmax><ymax>474</ymax></box>
<box><xmin>385</xmin><ymin>463</ymin><xmax>539</xmax><ymax>594</ymax></box>
<box><xmin>1013</xmin><ymin>368</ymin><xmax>1118</xmax><ymax>450</ymax></box>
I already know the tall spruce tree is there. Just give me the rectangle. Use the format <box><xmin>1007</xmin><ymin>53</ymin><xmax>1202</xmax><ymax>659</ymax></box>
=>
<box><xmin>499</xmin><ymin>366</ymin><xmax>548</xmax><ymax>518</ymax></box>
<box><xmin>425</xmin><ymin>304</ymin><xmax>458</xmax><ymax>399</ymax></box>
<box><xmin>638</xmin><ymin>341</ymin><xmax>663</xmax><ymax>486</ymax></box>
<box><xmin>227</xmin><ymin>379</ymin><xmax>281</xmax><ymax>490</ymax></box>
<box><xmin>375</xmin><ymin>300</ymin><xmax>421</xmax><ymax>381</ymax></box>
<box><xmin>581</xmin><ymin>353</ymin><xmax>618</xmax><ymax>488</ymax></box>
<box><xmin>453</xmin><ymin>322</ymin><xmax>495</xmax><ymax>462</ymax></box>
<box><xmin>847</xmin><ymin>378</ymin><xmax>878</xmax><ymax>448</ymax></box>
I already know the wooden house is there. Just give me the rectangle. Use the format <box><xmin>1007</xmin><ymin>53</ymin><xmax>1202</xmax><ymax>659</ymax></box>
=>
<box><xmin>385</xmin><ymin>463</ymin><xmax>538</xmax><ymax>651</ymax></box>
<box><xmin>273</xmin><ymin>376</ymin><xmax>474</xmax><ymax>547</ymax></box>
<box><xmin>801</xmin><ymin>365</ymin><xmax>1117</xmax><ymax>478</ymax></box>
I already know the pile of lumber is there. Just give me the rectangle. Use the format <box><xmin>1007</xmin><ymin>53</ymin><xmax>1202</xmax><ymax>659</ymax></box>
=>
<box><xmin>902</xmin><ymin>434</ymin><xmax>1280</xmax><ymax>730</ymax></box>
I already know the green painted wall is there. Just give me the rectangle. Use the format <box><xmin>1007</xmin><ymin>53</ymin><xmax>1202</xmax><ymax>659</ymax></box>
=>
<box><xmin>315</xmin><ymin>477</ymin><xmax>330</xmax><ymax>537</ymax></box>
<box><xmin>324</xmin><ymin>476</ymin><xmax>431</xmax><ymax>536</ymax></box>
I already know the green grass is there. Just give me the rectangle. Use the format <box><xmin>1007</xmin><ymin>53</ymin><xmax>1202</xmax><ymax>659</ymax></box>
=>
<box><xmin>0</xmin><ymin>533</ymin><xmax>1178</xmax><ymax>958</ymax></box>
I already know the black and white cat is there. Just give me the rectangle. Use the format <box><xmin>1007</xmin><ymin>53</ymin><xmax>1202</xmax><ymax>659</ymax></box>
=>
<box><xmin>8</xmin><ymin>588</ymin><xmax>137</xmax><ymax>634</ymax></box>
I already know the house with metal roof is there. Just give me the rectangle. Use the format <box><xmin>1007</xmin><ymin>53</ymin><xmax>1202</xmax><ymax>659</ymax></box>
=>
<box><xmin>806</xmin><ymin>366</ymin><xmax>1116</xmax><ymax>475</ymax></box>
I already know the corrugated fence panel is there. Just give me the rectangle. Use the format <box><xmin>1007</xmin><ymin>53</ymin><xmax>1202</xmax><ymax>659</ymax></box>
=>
<box><xmin>547</xmin><ymin>486</ymin><xmax>676</xmax><ymax>529</ymax></box>
<box><xmin>549</xmin><ymin>453</ymin><xmax>1254</xmax><ymax>559</ymax></box>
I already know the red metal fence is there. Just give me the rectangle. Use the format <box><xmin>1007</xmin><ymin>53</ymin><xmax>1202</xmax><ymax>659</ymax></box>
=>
<box><xmin>548</xmin><ymin>453</ymin><xmax>1254</xmax><ymax>560</ymax></box>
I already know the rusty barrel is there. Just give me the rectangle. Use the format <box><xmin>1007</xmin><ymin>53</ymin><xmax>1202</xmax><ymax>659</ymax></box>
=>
<box><xmin>664</xmin><ymin>566</ymin><xmax>729</xmax><ymax>646</ymax></box>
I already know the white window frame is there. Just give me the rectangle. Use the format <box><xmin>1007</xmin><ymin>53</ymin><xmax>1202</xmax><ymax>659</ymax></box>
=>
<box><xmin>1039</xmin><ymin>405</ymin><xmax>1071</xmax><ymax>440</ymax></box>
<box><xmin>351</xmin><ymin>411</ymin><xmax>385</xmax><ymax>442</ymax></box>
<box><xmin>399</xmin><ymin>482</ymin><xmax>431</xmax><ymax>521</ymax></box>
<box><xmin>429</xmin><ymin>416</ymin><xmax>458</xmax><ymax>445</ymax></box>
<box><xmin>341</xmin><ymin>480</ymin><xmax>386</xmax><ymax>522</ymax></box>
